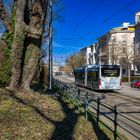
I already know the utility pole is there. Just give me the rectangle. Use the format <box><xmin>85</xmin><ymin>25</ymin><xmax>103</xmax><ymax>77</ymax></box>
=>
<box><xmin>48</xmin><ymin>0</ymin><xmax>53</xmax><ymax>90</ymax></box>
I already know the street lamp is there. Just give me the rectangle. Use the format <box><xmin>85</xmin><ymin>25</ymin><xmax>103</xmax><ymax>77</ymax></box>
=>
<box><xmin>48</xmin><ymin>0</ymin><xmax>53</xmax><ymax>90</ymax></box>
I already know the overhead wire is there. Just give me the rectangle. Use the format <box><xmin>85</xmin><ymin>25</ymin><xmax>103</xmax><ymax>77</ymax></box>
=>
<box><xmin>54</xmin><ymin>0</ymin><xmax>138</xmax><ymax>58</ymax></box>
<box><xmin>79</xmin><ymin>0</ymin><xmax>121</xmax><ymax>9</ymax></box>
<box><xmin>76</xmin><ymin>0</ymin><xmax>137</xmax><ymax>45</ymax></box>
<box><xmin>76</xmin><ymin>0</ymin><xmax>105</xmax><ymax>27</ymax></box>
<box><xmin>68</xmin><ymin>0</ymin><xmax>105</xmax><ymax>46</ymax></box>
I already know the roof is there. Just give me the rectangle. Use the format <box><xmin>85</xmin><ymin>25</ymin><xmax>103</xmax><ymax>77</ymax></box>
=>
<box><xmin>135</xmin><ymin>11</ymin><xmax>140</xmax><ymax>15</ymax></box>
<box><xmin>98</xmin><ymin>24</ymin><xmax>134</xmax><ymax>40</ymax></box>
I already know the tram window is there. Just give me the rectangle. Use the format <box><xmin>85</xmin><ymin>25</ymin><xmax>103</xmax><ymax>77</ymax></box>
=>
<box><xmin>96</xmin><ymin>72</ymin><xmax>99</xmax><ymax>80</ymax></box>
<box><xmin>87</xmin><ymin>72</ymin><xmax>92</xmax><ymax>81</ymax></box>
<box><xmin>79</xmin><ymin>72</ymin><xmax>84</xmax><ymax>80</ymax></box>
<box><xmin>101</xmin><ymin>68</ymin><xmax>120</xmax><ymax>77</ymax></box>
<box><xmin>87</xmin><ymin>71</ymin><xmax>96</xmax><ymax>81</ymax></box>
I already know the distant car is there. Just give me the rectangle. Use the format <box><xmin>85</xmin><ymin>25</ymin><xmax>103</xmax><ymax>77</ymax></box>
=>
<box><xmin>135</xmin><ymin>81</ymin><xmax>140</xmax><ymax>88</ymax></box>
<box><xmin>130</xmin><ymin>80</ymin><xmax>138</xmax><ymax>88</ymax></box>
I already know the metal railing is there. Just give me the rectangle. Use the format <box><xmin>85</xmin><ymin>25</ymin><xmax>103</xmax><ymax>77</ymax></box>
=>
<box><xmin>53</xmin><ymin>79</ymin><xmax>140</xmax><ymax>140</ymax></box>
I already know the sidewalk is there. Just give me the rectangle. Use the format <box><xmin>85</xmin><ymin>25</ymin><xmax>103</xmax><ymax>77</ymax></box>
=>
<box><xmin>119</xmin><ymin>82</ymin><xmax>140</xmax><ymax>99</ymax></box>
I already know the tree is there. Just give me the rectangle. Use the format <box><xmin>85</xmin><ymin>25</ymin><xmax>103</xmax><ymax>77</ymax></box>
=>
<box><xmin>0</xmin><ymin>0</ymin><xmax>14</xmax><ymax>87</ymax></box>
<box><xmin>66</xmin><ymin>53</ymin><xmax>86</xmax><ymax>74</ymax></box>
<box><xmin>109</xmin><ymin>39</ymin><xmax>134</xmax><ymax>83</ymax></box>
<box><xmin>120</xmin><ymin>41</ymin><xmax>134</xmax><ymax>83</ymax></box>
<box><xmin>0</xmin><ymin>0</ymin><xmax>50</xmax><ymax>91</ymax></box>
<box><xmin>108</xmin><ymin>38</ymin><xmax>123</xmax><ymax>65</ymax></box>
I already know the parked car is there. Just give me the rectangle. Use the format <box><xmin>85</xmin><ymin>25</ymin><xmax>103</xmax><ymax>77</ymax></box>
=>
<box><xmin>130</xmin><ymin>80</ymin><xmax>138</xmax><ymax>87</ymax></box>
<box><xmin>135</xmin><ymin>81</ymin><xmax>140</xmax><ymax>88</ymax></box>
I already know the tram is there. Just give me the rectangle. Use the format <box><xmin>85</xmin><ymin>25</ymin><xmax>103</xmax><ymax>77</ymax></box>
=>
<box><xmin>74</xmin><ymin>65</ymin><xmax>122</xmax><ymax>90</ymax></box>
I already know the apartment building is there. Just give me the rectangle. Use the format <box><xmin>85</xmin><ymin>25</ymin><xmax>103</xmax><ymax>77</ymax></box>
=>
<box><xmin>79</xmin><ymin>43</ymin><xmax>99</xmax><ymax>65</ymax></box>
<box><xmin>134</xmin><ymin>12</ymin><xmax>140</xmax><ymax>75</ymax></box>
<box><xmin>98</xmin><ymin>23</ymin><xmax>135</xmax><ymax>75</ymax></box>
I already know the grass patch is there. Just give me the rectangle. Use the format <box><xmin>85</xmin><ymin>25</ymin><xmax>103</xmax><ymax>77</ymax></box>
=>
<box><xmin>0</xmin><ymin>88</ymin><xmax>98</xmax><ymax>140</ymax></box>
<box><xmin>60</xmin><ymin>91</ymin><xmax>128</xmax><ymax>140</ymax></box>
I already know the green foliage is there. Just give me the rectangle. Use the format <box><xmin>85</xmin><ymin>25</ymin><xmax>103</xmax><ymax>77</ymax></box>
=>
<box><xmin>0</xmin><ymin>33</ymin><xmax>13</xmax><ymax>87</ymax></box>
<box><xmin>2</xmin><ymin>32</ymin><xmax>13</xmax><ymax>50</ymax></box>
<box><xmin>122</xmin><ymin>76</ymin><xmax>140</xmax><ymax>82</ymax></box>
<box><xmin>0</xmin><ymin>53</ymin><xmax>11</xmax><ymax>87</ymax></box>
<box><xmin>9</xmin><ymin>1</ymin><xmax>16</xmax><ymax>30</ymax></box>
<box><xmin>0</xmin><ymin>4</ymin><xmax>16</xmax><ymax>87</ymax></box>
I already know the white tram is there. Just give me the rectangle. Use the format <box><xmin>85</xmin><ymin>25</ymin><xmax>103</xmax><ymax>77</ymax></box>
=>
<box><xmin>74</xmin><ymin>65</ymin><xmax>122</xmax><ymax>90</ymax></box>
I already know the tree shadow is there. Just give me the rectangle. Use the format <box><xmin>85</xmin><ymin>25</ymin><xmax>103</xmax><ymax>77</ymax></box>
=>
<box><xmin>7</xmin><ymin>91</ymin><xmax>80</xmax><ymax>140</ymax></box>
<box><xmin>50</xmin><ymin>96</ymin><xmax>80</xmax><ymax>140</ymax></box>
<box><xmin>7</xmin><ymin>90</ymin><xmax>111</xmax><ymax>140</ymax></box>
<box><xmin>31</xmin><ymin>82</ymin><xmax>45</xmax><ymax>93</ymax></box>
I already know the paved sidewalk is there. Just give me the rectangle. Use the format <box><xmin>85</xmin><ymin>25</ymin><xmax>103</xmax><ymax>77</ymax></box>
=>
<box><xmin>119</xmin><ymin>82</ymin><xmax>140</xmax><ymax>99</ymax></box>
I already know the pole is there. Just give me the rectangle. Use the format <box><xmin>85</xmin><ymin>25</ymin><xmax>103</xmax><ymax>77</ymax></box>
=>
<box><xmin>48</xmin><ymin>0</ymin><xmax>53</xmax><ymax>90</ymax></box>
<box><xmin>114</xmin><ymin>105</ymin><xmax>118</xmax><ymax>140</ymax></box>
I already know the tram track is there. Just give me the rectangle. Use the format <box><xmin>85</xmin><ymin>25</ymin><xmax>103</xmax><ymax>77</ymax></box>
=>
<box><xmin>54</xmin><ymin>75</ymin><xmax>140</xmax><ymax>103</ymax></box>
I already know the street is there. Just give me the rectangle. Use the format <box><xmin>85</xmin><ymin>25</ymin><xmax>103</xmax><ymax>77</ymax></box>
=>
<box><xmin>54</xmin><ymin>75</ymin><xmax>140</xmax><ymax>140</ymax></box>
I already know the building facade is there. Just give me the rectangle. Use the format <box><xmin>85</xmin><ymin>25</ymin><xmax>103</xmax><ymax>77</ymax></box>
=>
<box><xmin>134</xmin><ymin>12</ymin><xmax>140</xmax><ymax>75</ymax></box>
<box><xmin>53</xmin><ymin>64</ymin><xmax>61</xmax><ymax>75</ymax></box>
<box><xmin>98</xmin><ymin>23</ymin><xmax>135</xmax><ymax>76</ymax></box>
<box><xmin>78</xmin><ymin>43</ymin><xmax>99</xmax><ymax>65</ymax></box>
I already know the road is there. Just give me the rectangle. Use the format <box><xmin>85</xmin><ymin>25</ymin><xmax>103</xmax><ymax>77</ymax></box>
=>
<box><xmin>54</xmin><ymin>75</ymin><xmax>140</xmax><ymax>140</ymax></box>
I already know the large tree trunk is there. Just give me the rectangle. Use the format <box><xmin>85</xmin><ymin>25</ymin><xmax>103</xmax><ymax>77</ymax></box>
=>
<box><xmin>1</xmin><ymin>0</ymin><xmax>49</xmax><ymax>92</ymax></box>
<box><xmin>21</xmin><ymin>0</ymin><xmax>48</xmax><ymax>91</ymax></box>
<box><xmin>8</xmin><ymin>0</ymin><xmax>27</xmax><ymax>90</ymax></box>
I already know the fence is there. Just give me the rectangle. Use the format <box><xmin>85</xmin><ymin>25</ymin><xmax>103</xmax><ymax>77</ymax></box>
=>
<box><xmin>53</xmin><ymin>79</ymin><xmax>140</xmax><ymax>140</ymax></box>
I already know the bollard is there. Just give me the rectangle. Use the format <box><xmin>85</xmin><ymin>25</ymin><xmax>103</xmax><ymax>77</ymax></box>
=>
<box><xmin>114</xmin><ymin>105</ymin><xmax>118</xmax><ymax>140</ymax></box>
<box><xmin>97</xmin><ymin>97</ymin><xmax>100</xmax><ymax>125</ymax></box>
<box><xmin>85</xmin><ymin>92</ymin><xmax>89</xmax><ymax>120</ymax></box>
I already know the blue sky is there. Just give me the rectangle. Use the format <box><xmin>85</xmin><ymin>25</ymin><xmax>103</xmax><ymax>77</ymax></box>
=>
<box><xmin>0</xmin><ymin>0</ymin><xmax>140</xmax><ymax>64</ymax></box>
<box><xmin>0</xmin><ymin>0</ymin><xmax>13</xmax><ymax>36</ymax></box>
<box><xmin>53</xmin><ymin>0</ymin><xmax>140</xmax><ymax>64</ymax></box>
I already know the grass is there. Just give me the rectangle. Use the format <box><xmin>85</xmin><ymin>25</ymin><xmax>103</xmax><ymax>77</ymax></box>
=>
<box><xmin>0</xmin><ymin>88</ymin><xmax>98</xmax><ymax>140</ymax></box>
<box><xmin>59</xmin><ymin>90</ymin><xmax>128</xmax><ymax>140</ymax></box>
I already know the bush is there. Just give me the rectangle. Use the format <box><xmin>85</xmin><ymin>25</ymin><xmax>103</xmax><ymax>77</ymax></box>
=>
<box><xmin>0</xmin><ymin>53</ymin><xmax>11</xmax><ymax>87</ymax></box>
<box><xmin>122</xmin><ymin>76</ymin><xmax>140</xmax><ymax>82</ymax></box>
<box><xmin>0</xmin><ymin>32</ymin><xmax>13</xmax><ymax>87</ymax></box>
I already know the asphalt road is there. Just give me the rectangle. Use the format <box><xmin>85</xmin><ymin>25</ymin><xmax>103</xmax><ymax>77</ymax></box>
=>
<box><xmin>54</xmin><ymin>75</ymin><xmax>140</xmax><ymax>140</ymax></box>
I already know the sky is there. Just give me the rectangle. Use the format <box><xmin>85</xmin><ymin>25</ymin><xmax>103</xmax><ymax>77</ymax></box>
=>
<box><xmin>0</xmin><ymin>0</ymin><xmax>140</xmax><ymax>65</ymax></box>
<box><xmin>53</xmin><ymin>0</ymin><xmax>140</xmax><ymax>64</ymax></box>
<box><xmin>0</xmin><ymin>0</ymin><xmax>13</xmax><ymax>36</ymax></box>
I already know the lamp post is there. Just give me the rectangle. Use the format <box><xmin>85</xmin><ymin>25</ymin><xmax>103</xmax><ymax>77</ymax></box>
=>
<box><xmin>48</xmin><ymin>0</ymin><xmax>53</xmax><ymax>90</ymax></box>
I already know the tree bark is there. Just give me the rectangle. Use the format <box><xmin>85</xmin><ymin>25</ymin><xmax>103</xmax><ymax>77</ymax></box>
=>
<box><xmin>8</xmin><ymin>0</ymin><xmax>27</xmax><ymax>90</ymax></box>
<box><xmin>21</xmin><ymin>0</ymin><xmax>48</xmax><ymax>91</ymax></box>
<box><xmin>21</xmin><ymin>41</ymin><xmax>41</xmax><ymax>91</ymax></box>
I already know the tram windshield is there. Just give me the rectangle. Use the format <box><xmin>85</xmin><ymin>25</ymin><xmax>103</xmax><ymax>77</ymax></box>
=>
<box><xmin>101</xmin><ymin>66</ymin><xmax>120</xmax><ymax>77</ymax></box>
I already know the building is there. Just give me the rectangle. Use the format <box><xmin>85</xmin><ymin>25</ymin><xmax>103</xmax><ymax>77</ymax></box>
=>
<box><xmin>78</xmin><ymin>43</ymin><xmax>99</xmax><ymax>65</ymax></box>
<box><xmin>134</xmin><ymin>12</ymin><xmax>140</xmax><ymax>75</ymax></box>
<box><xmin>79</xmin><ymin>46</ymin><xmax>91</xmax><ymax>64</ymax></box>
<box><xmin>98</xmin><ymin>23</ymin><xmax>135</xmax><ymax>76</ymax></box>
<box><xmin>53</xmin><ymin>64</ymin><xmax>61</xmax><ymax>75</ymax></box>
